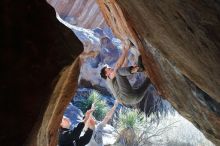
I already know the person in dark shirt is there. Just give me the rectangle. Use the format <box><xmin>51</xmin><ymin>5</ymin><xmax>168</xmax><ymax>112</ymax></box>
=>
<box><xmin>58</xmin><ymin>109</ymin><xmax>95</xmax><ymax>146</ymax></box>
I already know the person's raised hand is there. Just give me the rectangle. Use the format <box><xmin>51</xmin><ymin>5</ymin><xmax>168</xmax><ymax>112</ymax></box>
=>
<box><xmin>125</xmin><ymin>39</ymin><xmax>130</xmax><ymax>46</ymax></box>
<box><xmin>86</xmin><ymin>109</ymin><xmax>95</xmax><ymax>116</ymax></box>
<box><xmin>84</xmin><ymin>108</ymin><xmax>95</xmax><ymax>123</ymax></box>
<box><xmin>124</xmin><ymin>39</ymin><xmax>131</xmax><ymax>50</ymax></box>
<box><xmin>88</xmin><ymin>116</ymin><xmax>96</xmax><ymax>129</ymax></box>
<box><xmin>91</xmin><ymin>103</ymin><xmax>96</xmax><ymax>110</ymax></box>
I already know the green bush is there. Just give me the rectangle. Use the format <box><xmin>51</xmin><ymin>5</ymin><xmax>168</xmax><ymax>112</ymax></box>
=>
<box><xmin>77</xmin><ymin>90</ymin><xmax>109</xmax><ymax>121</ymax></box>
<box><xmin>117</xmin><ymin>108</ymin><xmax>145</xmax><ymax>131</ymax></box>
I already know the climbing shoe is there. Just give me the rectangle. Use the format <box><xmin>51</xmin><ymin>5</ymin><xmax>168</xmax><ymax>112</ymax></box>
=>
<box><xmin>137</xmin><ymin>55</ymin><xmax>145</xmax><ymax>72</ymax></box>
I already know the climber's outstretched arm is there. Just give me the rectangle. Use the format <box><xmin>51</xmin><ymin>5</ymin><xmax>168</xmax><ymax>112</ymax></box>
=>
<box><xmin>84</xmin><ymin>103</ymin><xmax>96</xmax><ymax>130</ymax></box>
<box><xmin>101</xmin><ymin>100</ymin><xmax>119</xmax><ymax>126</ymax></box>
<box><xmin>113</xmin><ymin>40</ymin><xmax>131</xmax><ymax>74</ymax></box>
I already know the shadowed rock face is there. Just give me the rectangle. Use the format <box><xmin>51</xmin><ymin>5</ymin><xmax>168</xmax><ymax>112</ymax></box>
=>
<box><xmin>97</xmin><ymin>0</ymin><xmax>220</xmax><ymax>145</ymax></box>
<box><xmin>1</xmin><ymin>0</ymin><xmax>83</xmax><ymax>145</ymax></box>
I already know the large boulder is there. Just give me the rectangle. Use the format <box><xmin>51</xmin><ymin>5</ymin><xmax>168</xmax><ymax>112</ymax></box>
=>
<box><xmin>96</xmin><ymin>0</ymin><xmax>220</xmax><ymax>145</ymax></box>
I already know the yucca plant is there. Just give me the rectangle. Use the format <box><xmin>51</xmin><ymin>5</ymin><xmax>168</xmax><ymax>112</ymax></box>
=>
<box><xmin>77</xmin><ymin>90</ymin><xmax>109</xmax><ymax>121</ymax></box>
<box><xmin>114</xmin><ymin>108</ymin><xmax>146</xmax><ymax>146</ymax></box>
<box><xmin>115</xmin><ymin>108</ymin><xmax>176</xmax><ymax>146</ymax></box>
<box><xmin>117</xmin><ymin>108</ymin><xmax>145</xmax><ymax>131</ymax></box>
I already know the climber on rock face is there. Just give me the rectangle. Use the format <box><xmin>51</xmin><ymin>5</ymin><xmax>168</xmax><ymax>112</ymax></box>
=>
<box><xmin>100</xmin><ymin>39</ymin><xmax>151</xmax><ymax>105</ymax></box>
<box><xmin>58</xmin><ymin>108</ymin><xmax>95</xmax><ymax>146</ymax></box>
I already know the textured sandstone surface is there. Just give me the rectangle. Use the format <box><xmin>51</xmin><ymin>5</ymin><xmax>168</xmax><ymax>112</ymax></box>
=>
<box><xmin>34</xmin><ymin>58</ymin><xmax>80</xmax><ymax>146</ymax></box>
<box><xmin>1</xmin><ymin>0</ymin><xmax>83</xmax><ymax>145</ymax></box>
<box><xmin>96</xmin><ymin>0</ymin><xmax>220</xmax><ymax>145</ymax></box>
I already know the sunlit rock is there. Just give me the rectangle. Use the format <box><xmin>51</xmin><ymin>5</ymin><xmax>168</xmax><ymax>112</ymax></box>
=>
<box><xmin>96</xmin><ymin>0</ymin><xmax>220</xmax><ymax>145</ymax></box>
<box><xmin>47</xmin><ymin>0</ymin><xmax>106</xmax><ymax>28</ymax></box>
